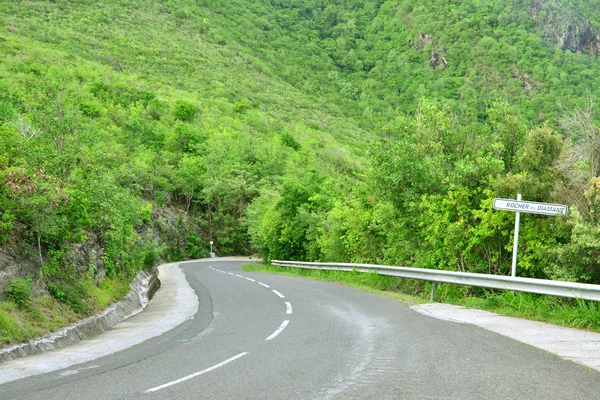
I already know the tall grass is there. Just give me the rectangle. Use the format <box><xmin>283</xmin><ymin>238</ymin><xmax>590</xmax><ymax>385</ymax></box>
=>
<box><xmin>0</xmin><ymin>277</ymin><xmax>131</xmax><ymax>346</ymax></box>
<box><xmin>462</xmin><ymin>291</ymin><xmax>600</xmax><ymax>331</ymax></box>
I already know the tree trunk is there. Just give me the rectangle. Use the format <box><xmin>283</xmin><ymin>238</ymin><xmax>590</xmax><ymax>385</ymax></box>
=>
<box><xmin>37</xmin><ymin>229</ymin><xmax>43</xmax><ymax>268</ymax></box>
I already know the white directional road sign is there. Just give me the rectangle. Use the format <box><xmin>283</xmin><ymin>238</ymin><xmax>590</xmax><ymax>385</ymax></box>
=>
<box><xmin>493</xmin><ymin>198</ymin><xmax>568</xmax><ymax>216</ymax></box>
<box><xmin>495</xmin><ymin>195</ymin><xmax>568</xmax><ymax>278</ymax></box>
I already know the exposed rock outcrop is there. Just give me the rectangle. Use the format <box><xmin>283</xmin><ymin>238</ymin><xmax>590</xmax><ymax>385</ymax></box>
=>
<box><xmin>0</xmin><ymin>205</ymin><xmax>199</xmax><ymax>297</ymax></box>
<box><xmin>0</xmin><ymin>226</ymin><xmax>107</xmax><ymax>295</ymax></box>
<box><xmin>430</xmin><ymin>50</ymin><xmax>448</xmax><ymax>70</ymax></box>
<box><xmin>530</xmin><ymin>0</ymin><xmax>600</xmax><ymax>56</ymax></box>
<box><xmin>0</xmin><ymin>221</ymin><xmax>44</xmax><ymax>295</ymax></box>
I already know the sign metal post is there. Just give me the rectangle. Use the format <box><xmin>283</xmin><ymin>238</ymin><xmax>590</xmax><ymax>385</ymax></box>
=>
<box><xmin>511</xmin><ymin>194</ymin><xmax>522</xmax><ymax>278</ymax></box>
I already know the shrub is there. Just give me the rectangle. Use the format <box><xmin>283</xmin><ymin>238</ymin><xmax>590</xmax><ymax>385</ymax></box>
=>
<box><xmin>173</xmin><ymin>100</ymin><xmax>197</xmax><ymax>122</ymax></box>
<box><xmin>140</xmin><ymin>202</ymin><xmax>153</xmax><ymax>224</ymax></box>
<box><xmin>0</xmin><ymin>211</ymin><xmax>14</xmax><ymax>245</ymax></box>
<box><xmin>49</xmin><ymin>282</ymin><xmax>90</xmax><ymax>314</ymax></box>
<box><xmin>79</xmin><ymin>101</ymin><xmax>101</xmax><ymax>117</ymax></box>
<box><xmin>233</xmin><ymin>100</ymin><xmax>250</xmax><ymax>113</ymax></box>
<box><xmin>281</xmin><ymin>132</ymin><xmax>301</xmax><ymax>150</ymax></box>
<box><xmin>0</xmin><ymin>101</ymin><xmax>16</xmax><ymax>122</ymax></box>
<box><xmin>0</xmin><ymin>305</ymin><xmax>21</xmax><ymax>344</ymax></box>
<box><xmin>132</xmin><ymin>235</ymin><xmax>163</xmax><ymax>270</ymax></box>
<box><xmin>186</xmin><ymin>231</ymin><xmax>206</xmax><ymax>259</ymax></box>
<box><xmin>4</xmin><ymin>277</ymin><xmax>33</xmax><ymax>307</ymax></box>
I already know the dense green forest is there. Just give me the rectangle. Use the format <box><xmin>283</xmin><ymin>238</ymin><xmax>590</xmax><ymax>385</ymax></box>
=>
<box><xmin>2</xmin><ymin>0</ymin><xmax>600</xmax><ymax>342</ymax></box>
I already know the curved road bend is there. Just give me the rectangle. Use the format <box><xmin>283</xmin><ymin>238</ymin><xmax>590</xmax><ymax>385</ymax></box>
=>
<box><xmin>2</xmin><ymin>259</ymin><xmax>600</xmax><ymax>399</ymax></box>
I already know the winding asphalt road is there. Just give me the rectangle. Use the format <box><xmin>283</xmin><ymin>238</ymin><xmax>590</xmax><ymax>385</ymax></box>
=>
<box><xmin>2</xmin><ymin>259</ymin><xmax>600</xmax><ymax>399</ymax></box>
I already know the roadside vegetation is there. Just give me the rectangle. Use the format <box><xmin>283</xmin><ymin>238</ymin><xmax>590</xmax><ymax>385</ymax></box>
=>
<box><xmin>3</xmin><ymin>0</ymin><xmax>600</xmax><ymax>344</ymax></box>
<box><xmin>0</xmin><ymin>276</ymin><xmax>128</xmax><ymax>344</ymax></box>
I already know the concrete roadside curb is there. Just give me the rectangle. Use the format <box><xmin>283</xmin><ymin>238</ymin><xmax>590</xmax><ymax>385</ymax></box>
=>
<box><xmin>0</xmin><ymin>268</ymin><xmax>160</xmax><ymax>363</ymax></box>
<box><xmin>412</xmin><ymin>303</ymin><xmax>600</xmax><ymax>372</ymax></box>
<box><xmin>0</xmin><ymin>262</ymin><xmax>198</xmax><ymax>384</ymax></box>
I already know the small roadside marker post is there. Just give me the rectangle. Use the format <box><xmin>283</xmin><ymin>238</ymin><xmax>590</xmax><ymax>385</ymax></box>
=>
<box><xmin>493</xmin><ymin>195</ymin><xmax>568</xmax><ymax>277</ymax></box>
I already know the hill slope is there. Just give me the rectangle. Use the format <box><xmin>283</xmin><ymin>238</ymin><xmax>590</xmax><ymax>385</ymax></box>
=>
<box><xmin>0</xmin><ymin>0</ymin><xmax>369</xmax><ymax>343</ymax></box>
<box><xmin>2</xmin><ymin>0</ymin><xmax>600</xmax><ymax>343</ymax></box>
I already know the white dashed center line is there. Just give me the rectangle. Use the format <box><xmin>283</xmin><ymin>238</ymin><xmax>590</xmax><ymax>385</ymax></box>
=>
<box><xmin>210</xmin><ymin>267</ymin><xmax>292</xmax><ymax>326</ymax></box>
<box><xmin>265</xmin><ymin>320</ymin><xmax>290</xmax><ymax>341</ymax></box>
<box><xmin>145</xmin><ymin>352</ymin><xmax>249</xmax><ymax>393</ymax></box>
<box><xmin>59</xmin><ymin>370</ymin><xmax>79</xmax><ymax>377</ymax></box>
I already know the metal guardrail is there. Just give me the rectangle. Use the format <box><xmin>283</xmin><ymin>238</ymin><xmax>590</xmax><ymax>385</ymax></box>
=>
<box><xmin>271</xmin><ymin>260</ymin><xmax>600</xmax><ymax>302</ymax></box>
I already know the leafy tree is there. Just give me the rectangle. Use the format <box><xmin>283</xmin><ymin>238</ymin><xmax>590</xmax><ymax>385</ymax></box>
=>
<box><xmin>174</xmin><ymin>100</ymin><xmax>197</xmax><ymax>122</ymax></box>
<box><xmin>175</xmin><ymin>155</ymin><xmax>207</xmax><ymax>214</ymax></box>
<box><xmin>3</xmin><ymin>167</ymin><xmax>69</xmax><ymax>268</ymax></box>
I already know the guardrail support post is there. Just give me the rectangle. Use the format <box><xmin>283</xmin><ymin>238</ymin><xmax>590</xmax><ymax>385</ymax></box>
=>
<box><xmin>430</xmin><ymin>282</ymin><xmax>437</xmax><ymax>302</ymax></box>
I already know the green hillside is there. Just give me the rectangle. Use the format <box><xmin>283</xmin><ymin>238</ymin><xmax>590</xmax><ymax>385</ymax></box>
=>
<box><xmin>2</xmin><ymin>0</ymin><xmax>600</xmax><ymax>342</ymax></box>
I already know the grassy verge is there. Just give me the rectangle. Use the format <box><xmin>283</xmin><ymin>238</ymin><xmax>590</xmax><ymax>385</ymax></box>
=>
<box><xmin>243</xmin><ymin>264</ymin><xmax>600</xmax><ymax>333</ymax></box>
<box><xmin>452</xmin><ymin>290</ymin><xmax>600</xmax><ymax>331</ymax></box>
<box><xmin>0</xmin><ymin>277</ymin><xmax>130</xmax><ymax>346</ymax></box>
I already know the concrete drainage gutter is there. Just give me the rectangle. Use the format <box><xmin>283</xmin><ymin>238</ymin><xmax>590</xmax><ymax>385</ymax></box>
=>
<box><xmin>0</xmin><ymin>268</ymin><xmax>160</xmax><ymax>363</ymax></box>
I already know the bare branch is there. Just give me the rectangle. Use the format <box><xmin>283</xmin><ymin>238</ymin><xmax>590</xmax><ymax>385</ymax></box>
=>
<box><xmin>559</xmin><ymin>95</ymin><xmax>600</xmax><ymax>177</ymax></box>
<box><xmin>9</xmin><ymin>117</ymin><xmax>39</xmax><ymax>141</ymax></box>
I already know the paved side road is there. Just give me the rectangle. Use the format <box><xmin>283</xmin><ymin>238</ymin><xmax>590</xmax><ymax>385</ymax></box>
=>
<box><xmin>412</xmin><ymin>303</ymin><xmax>600</xmax><ymax>372</ymax></box>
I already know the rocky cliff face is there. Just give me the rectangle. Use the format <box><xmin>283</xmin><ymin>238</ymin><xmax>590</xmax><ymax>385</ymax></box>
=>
<box><xmin>0</xmin><ymin>222</ymin><xmax>41</xmax><ymax>294</ymax></box>
<box><xmin>0</xmin><ymin>224</ymin><xmax>106</xmax><ymax>295</ymax></box>
<box><xmin>530</xmin><ymin>0</ymin><xmax>600</xmax><ymax>56</ymax></box>
<box><xmin>0</xmin><ymin>205</ymin><xmax>200</xmax><ymax>297</ymax></box>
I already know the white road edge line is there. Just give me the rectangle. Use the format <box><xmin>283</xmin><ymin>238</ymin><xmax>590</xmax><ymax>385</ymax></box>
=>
<box><xmin>272</xmin><ymin>290</ymin><xmax>285</xmax><ymax>298</ymax></box>
<box><xmin>235</xmin><ymin>274</ymin><xmax>244</xmax><ymax>278</ymax></box>
<box><xmin>265</xmin><ymin>320</ymin><xmax>290</xmax><ymax>341</ymax></box>
<box><xmin>245</xmin><ymin>277</ymin><xmax>256</xmax><ymax>282</ymax></box>
<box><xmin>258</xmin><ymin>282</ymin><xmax>270</xmax><ymax>288</ymax></box>
<box><xmin>227</xmin><ymin>273</ymin><xmax>235</xmax><ymax>276</ymax></box>
<box><xmin>285</xmin><ymin>302</ymin><xmax>293</xmax><ymax>315</ymax></box>
<box><xmin>144</xmin><ymin>352</ymin><xmax>249</xmax><ymax>393</ymax></box>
